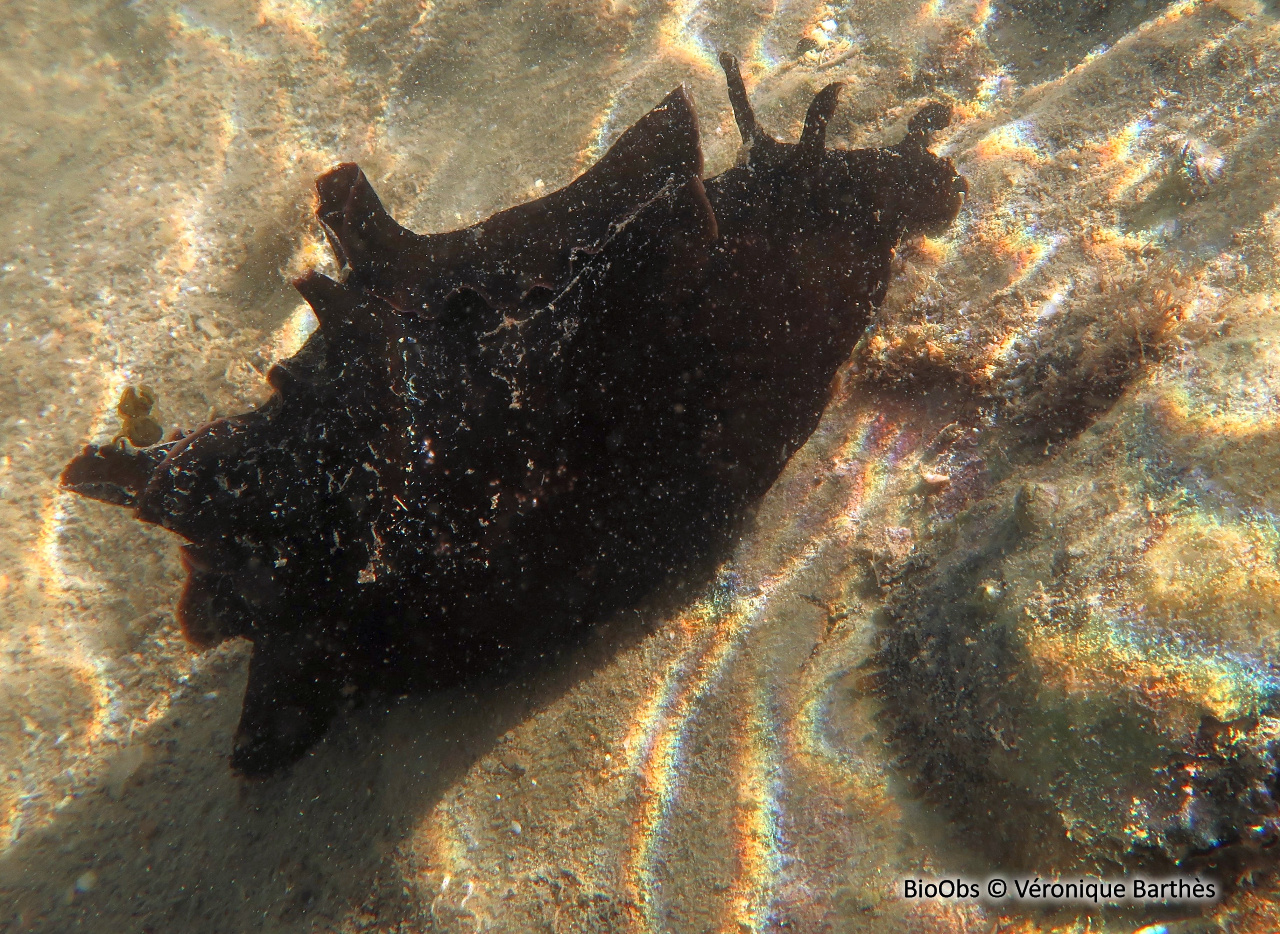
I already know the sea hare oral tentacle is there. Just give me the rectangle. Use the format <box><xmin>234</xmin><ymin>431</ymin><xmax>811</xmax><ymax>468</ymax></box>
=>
<box><xmin>718</xmin><ymin>52</ymin><xmax>767</xmax><ymax>148</ymax></box>
<box><xmin>798</xmin><ymin>82</ymin><xmax>844</xmax><ymax>158</ymax></box>
<box><xmin>61</xmin><ymin>66</ymin><xmax>966</xmax><ymax>773</ymax></box>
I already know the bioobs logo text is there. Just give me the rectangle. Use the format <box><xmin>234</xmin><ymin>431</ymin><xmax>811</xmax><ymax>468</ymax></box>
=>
<box><xmin>901</xmin><ymin>876</ymin><xmax>1218</xmax><ymax>905</ymax></box>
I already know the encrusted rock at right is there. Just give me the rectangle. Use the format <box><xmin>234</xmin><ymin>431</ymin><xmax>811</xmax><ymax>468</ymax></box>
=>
<box><xmin>872</xmin><ymin>304</ymin><xmax>1280</xmax><ymax>881</ymax></box>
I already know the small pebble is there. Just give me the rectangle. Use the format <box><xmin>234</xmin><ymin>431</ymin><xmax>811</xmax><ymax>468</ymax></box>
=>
<box><xmin>919</xmin><ymin>470</ymin><xmax>950</xmax><ymax>491</ymax></box>
<box><xmin>510</xmin><ymin>820</ymin><xmax>522</xmax><ymax>834</ymax></box>
<box><xmin>74</xmin><ymin>871</ymin><xmax>97</xmax><ymax>894</ymax></box>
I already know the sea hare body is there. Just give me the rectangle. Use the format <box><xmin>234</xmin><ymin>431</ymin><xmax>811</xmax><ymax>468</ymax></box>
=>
<box><xmin>62</xmin><ymin>56</ymin><xmax>965</xmax><ymax>774</ymax></box>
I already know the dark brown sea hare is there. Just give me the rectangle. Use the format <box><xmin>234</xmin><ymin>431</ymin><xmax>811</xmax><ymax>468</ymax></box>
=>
<box><xmin>61</xmin><ymin>55</ymin><xmax>966</xmax><ymax>774</ymax></box>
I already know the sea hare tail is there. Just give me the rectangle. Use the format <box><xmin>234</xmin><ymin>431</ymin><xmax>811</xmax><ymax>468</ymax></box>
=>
<box><xmin>60</xmin><ymin>443</ymin><xmax>169</xmax><ymax>507</ymax></box>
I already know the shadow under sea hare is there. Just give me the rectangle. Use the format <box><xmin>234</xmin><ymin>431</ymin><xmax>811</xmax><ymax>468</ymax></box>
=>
<box><xmin>60</xmin><ymin>55</ymin><xmax>966</xmax><ymax>775</ymax></box>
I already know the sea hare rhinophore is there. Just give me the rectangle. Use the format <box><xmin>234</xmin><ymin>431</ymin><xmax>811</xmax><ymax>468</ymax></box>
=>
<box><xmin>61</xmin><ymin>55</ymin><xmax>966</xmax><ymax>774</ymax></box>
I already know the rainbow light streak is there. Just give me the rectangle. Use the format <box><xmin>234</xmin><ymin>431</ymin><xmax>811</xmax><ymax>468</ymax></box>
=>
<box><xmin>266</xmin><ymin>302</ymin><xmax>321</xmax><ymax>365</ymax></box>
<box><xmin>793</xmin><ymin>669</ymin><xmax>851</xmax><ymax>774</ymax></box>
<box><xmin>618</xmin><ymin>591</ymin><xmax>732</xmax><ymax>928</ymax></box>
<box><xmin>957</xmin><ymin>66</ymin><xmax>1010</xmax><ymax>123</ymax></box>
<box><xmin>975</xmin><ymin>0</ymin><xmax>995</xmax><ymax>31</ymax></box>
<box><xmin>1147</xmin><ymin>0</ymin><xmax>1207</xmax><ymax>29</ymax></box>
<box><xmin>1026</xmin><ymin>602</ymin><xmax>1280</xmax><ymax>721</ymax></box>
<box><xmin>919</xmin><ymin>0</ymin><xmax>947</xmax><ymax>20</ymax></box>
<box><xmin>30</xmin><ymin>369</ymin><xmax>130</xmax><ymax>613</ymax></box>
<box><xmin>834</xmin><ymin>419</ymin><xmax>907</xmax><ymax>535</ymax></box>
<box><xmin>741</xmin><ymin>0</ymin><xmax>799</xmax><ymax>74</ymax></box>
<box><xmin>657</xmin><ymin>0</ymin><xmax>719</xmax><ymax>73</ymax></box>
<box><xmin>1097</xmin><ymin>104</ymin><xmax>1166</xmax><ymax>202</ymax></box>
<box><xmin>998</xmin><ymin>224</ymin><xmax>1061</xmax><ymax>292</ymax></box>
<box><xmin>1080</xmin><ymin>42</ymin><xmax>1110</xmax><ymax>66</ymax></box>
<box><xmin>728</xmin><ymin>679</ymin><xmax>788</xmax><ymax>934</ymax></box>
<box><xmin>1157</xmin><ymin>366</ymin><xmax>1280</xmax><ymax>436</ymax></box>
<box><xmin>622</xmin><ymin>599</ymin><xmax>718</xmax><ymax>774</ymax></box>
<box><xmin>625</xmin><ymin>595</ymin><xmax>755</xmax><ymax>931</ymax></box>
<box><xmin>624</xmin><ymin>413</ymin><xmax>911</xmax><ymax>930</ymax></box>
<box><xmin>973</xmin><ymin>119</ymin><xmax>1048</xmax><ymax>164</ymax></box>
<box><xmin>1089</xmin><ymin>223</ymin><xmax>1161</xmax><ymax>253</ymax></box>
<box><xmin>171</xmin><ymin>8</ymin><xmax>264</xmax><ymax>63</ymax></box>
<box><xmin>1047</xmin><ymin>40</ymin><xmax>1113</xmax><ymax>85</ymax></box>
<box><xmin>3</xmin><ymin>371</ymin><xmax>129</xmax><ymax>853</ymax></box>
<box><xmin>984</xmin><ymin>282</ymin><xmax>1071</xmax><ymax>365</ymax></box>
<box><xmin>257</xmin><ymin>0</ymin><xmax>329</xmax><ymax>53</ymax></box>
<box><xmin>976</xmin><ymin>68</ymin><xmax>1006</xmax><ymax>104</ymax></box>
<box><xmin>29</xmin><ymin>486</ymin><xmax>111</xmax><ymax>722</ymax></box>
<box><xmin>747</xmin><ymin>29</ymin><xmax>783</xmax><ymax>75</ymax></box>
<box><xmin>1100</xmin><ymin>114</ymin><xmax>1151</xmax><ymax>164</ymax></box>
<box><xmin>578</xmin><ymin>88</ymin><xmax>628</xmax><ymax>171</ymax></box>
<box><xmin>830</xmin><ymin>412</ymin><xmax>887</xmax><ymax>473</ymax></box>
<box><xmin>416</xmin><ymin>407</ymin><xmax>918</xmax><ymax>929</ymax></box>
<box><xmin>791</xmin><ymin>662</ymin><xmax>886</xmax><ymax>802</ymax></box>
<box><xmin>1035</xmin><ymin>285</ymin><xmax>1070</xmax><ymax>322</ymax></box>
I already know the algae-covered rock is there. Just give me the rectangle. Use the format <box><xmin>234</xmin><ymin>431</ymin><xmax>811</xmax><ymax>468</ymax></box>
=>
<box><xmin>877</xmin><ymin>310</ymin><xmax>1280</xmax><ymax>882</ymax></box>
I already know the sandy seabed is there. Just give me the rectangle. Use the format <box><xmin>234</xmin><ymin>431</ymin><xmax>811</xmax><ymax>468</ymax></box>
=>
<box><xmin>2</xmin><ymin>0</ymin><xmax>1280</xmax><ymax>931</ymax></box>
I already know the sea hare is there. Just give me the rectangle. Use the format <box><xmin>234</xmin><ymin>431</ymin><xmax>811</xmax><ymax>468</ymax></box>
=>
<box><xmin>62</xmin><ymin>55</ymin><xmax>966</xmax><ymax>774</ymax></box>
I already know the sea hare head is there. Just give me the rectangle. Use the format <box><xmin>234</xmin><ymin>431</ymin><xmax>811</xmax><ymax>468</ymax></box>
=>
<box><xmin>715</xmin><ymin>53</ymin><xmax>966</xmax><ymax>244</ymax></box>
<box><xmin>808</xmin><ymin>97</ymin><xmax>967</xmax><ymax>242</ymax></box>
<box><xmin>890</xmin><ymin>101</ymin><xmax>968</xmax><ymax>236</ymax></box>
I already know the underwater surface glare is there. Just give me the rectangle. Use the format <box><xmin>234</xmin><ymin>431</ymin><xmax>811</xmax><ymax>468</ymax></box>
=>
<box><xmin>2</xmin><ymin>0</ymin><xmax>1280</xmax><ymax>932</ymax></box>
